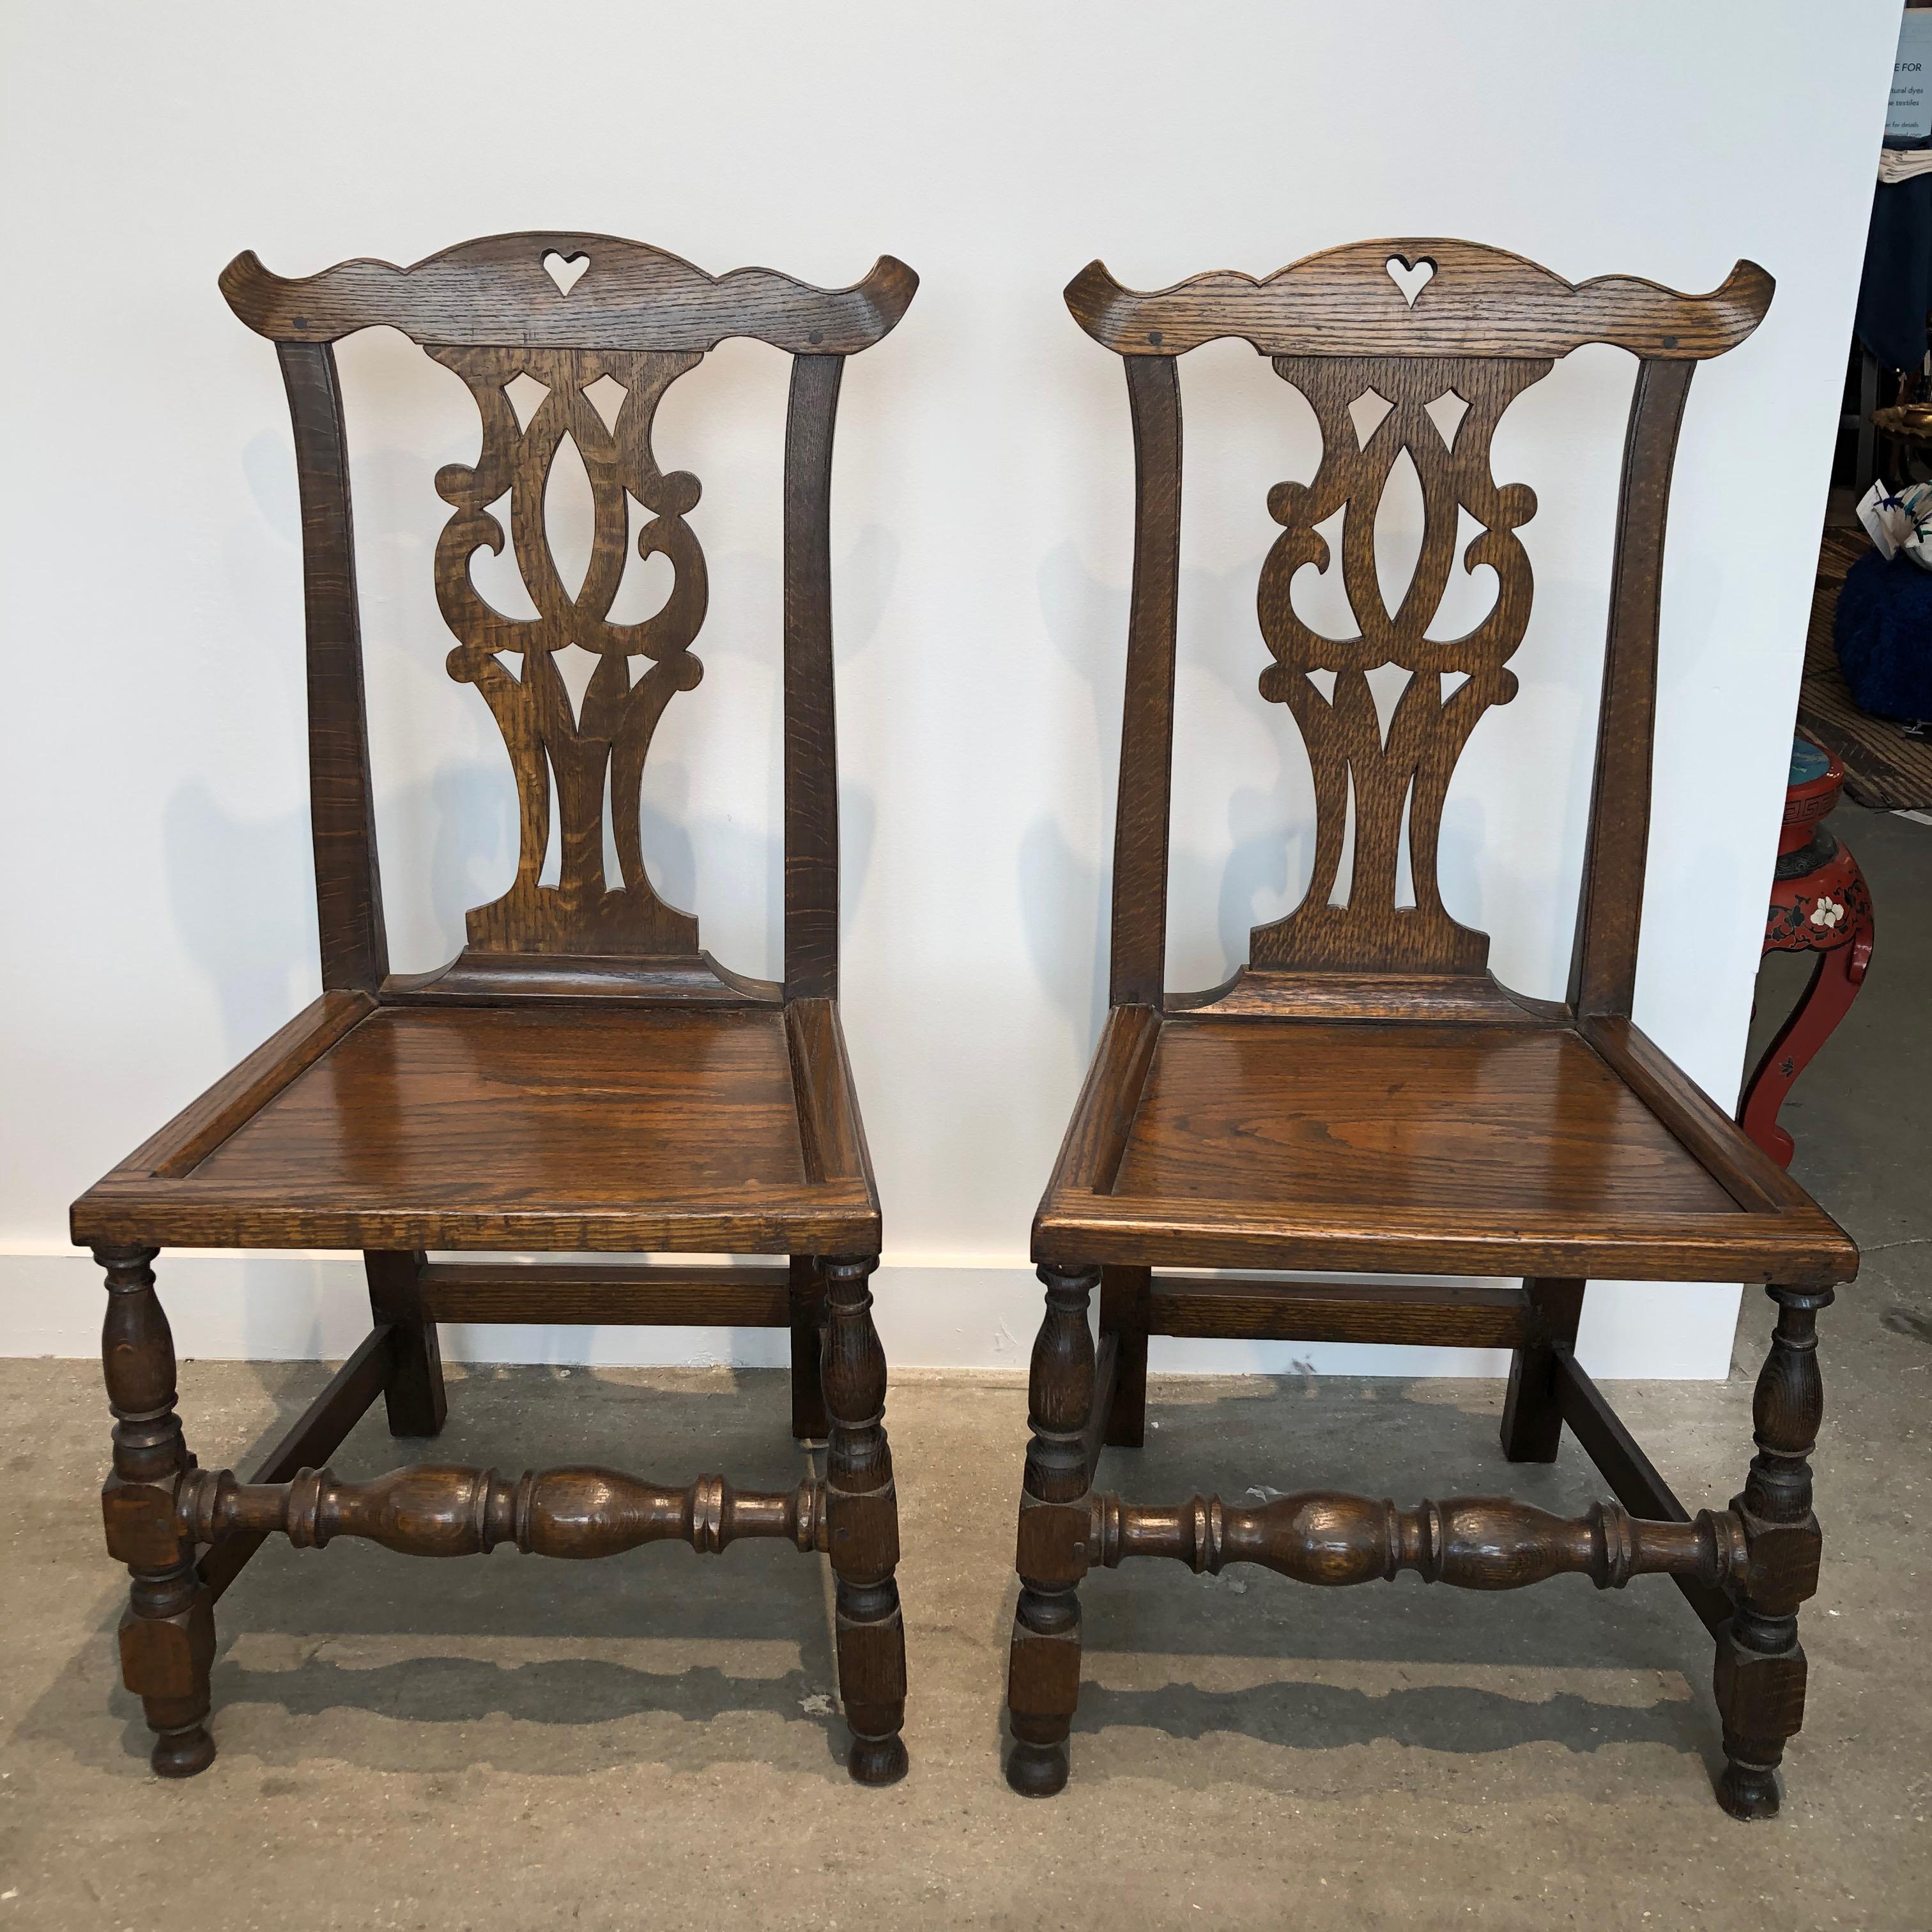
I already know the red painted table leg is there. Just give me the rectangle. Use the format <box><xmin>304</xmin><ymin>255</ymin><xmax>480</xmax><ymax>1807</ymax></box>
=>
<box><xmin>1738</xmin><ymin>737</ymin><xmax>1876</xmax><ymax>1169</ymax></box>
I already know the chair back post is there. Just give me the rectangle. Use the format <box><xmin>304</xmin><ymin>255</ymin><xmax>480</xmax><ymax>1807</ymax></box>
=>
<box><xmin>1109</xmin><ymin>355</ymin><xmax>1184</xmax><ymax>1008</ymax></box>
<box><xmin>782</xmin><ymin>353</ymin><xmax>847</xmax><ymax>1001</ymax></box>
<box><xmin>276</xmin><ymin>339</ymin><xmax>389</xmax><ymax>995</ymax></box>
<box><xmin>1568</xmin><ymin>355</ymin><xmax>1696</xmax><ymax>1020</ymax></box>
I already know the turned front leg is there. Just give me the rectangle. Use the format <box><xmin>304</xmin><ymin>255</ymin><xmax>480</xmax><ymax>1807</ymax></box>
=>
<box><xmin>96</xmin><ymin>1245</ymin><xmax>215</xmax><ymax>1777</ymax></box>
<box><xmin>1715</xmin><ymin>1285</ymin><xmax>1832</xmax><ymax>1820</ymax></box>
<box><xmin>820</xmin><ymin>1255</ymin><xmax>907</xmax><ymax>1785</ymax></box>
<box><xmin>1006</xmin><ymin>1262</ymin><xmax>1098</xmax><ymax>1797</ymax></box>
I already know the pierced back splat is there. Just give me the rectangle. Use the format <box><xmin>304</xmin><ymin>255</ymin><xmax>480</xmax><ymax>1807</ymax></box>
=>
<box><xmin>1062</xmin><ymin>237</ymin><xmax>1774</xmax><ymax>1009</ymax></box>
<box><xmin>1252</xmin><ymin>355</ymin><xmax>1547</xmax><ymax>974</ymax></box>
<box><xmin>432</xmin><ymin>346</ymin><xmax>708</xmax><ymax>958</ymax></box>
<box><xmin>221</xmin><ymin>233</ymin><xmax>917</xmax><ymax>995</ymax></box>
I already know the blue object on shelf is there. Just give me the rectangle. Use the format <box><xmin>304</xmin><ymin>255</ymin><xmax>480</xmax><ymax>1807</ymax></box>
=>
<box><xmin>1833</xmin><ymin>548</ymin><xmax>1932</xmax><ymax>721</ymax></box>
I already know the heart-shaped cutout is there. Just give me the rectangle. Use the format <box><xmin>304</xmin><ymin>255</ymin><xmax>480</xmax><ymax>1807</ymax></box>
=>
<box><xmin>1385</xmin><ymin>254</ymin><xmax>1435</xmax><ymax>308</ymax></box>
<box><xmin>543</xmin><ymin>250</ymin><xmax>590</xmax><ymax>296</ymax></box>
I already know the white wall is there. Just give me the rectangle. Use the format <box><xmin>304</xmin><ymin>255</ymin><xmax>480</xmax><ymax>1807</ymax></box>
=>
<box><xmin>0</xmin><ymin>2</ymin><xmax>1899</xmax><ymax>1378</ymax></box>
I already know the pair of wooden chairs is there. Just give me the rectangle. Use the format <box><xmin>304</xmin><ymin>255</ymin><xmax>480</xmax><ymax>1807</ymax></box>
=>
<box><xmin>72</xmin><ymin>233</ymin><xmax>1856</xmax><ymax>1818</ymax></box>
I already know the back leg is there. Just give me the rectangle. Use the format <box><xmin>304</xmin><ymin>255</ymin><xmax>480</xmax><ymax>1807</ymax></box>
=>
<box><xmin>1500</xmin><ymin>1278</ymin><xmax>1584</xmax><ymax>1462</ymax></box>
<box><xmin>1099</xmin><ymin>1265</ymin><xmax>1149</xmax><ymax>1448</ymax></box>
<box><xmin>790</xmin><ymin>1255</ymin><xmax>828</xmax><ymax>1441</ymax></box>
<box><xmin>365</xmin><ymin>1250</ymin><xmax>446</xmax><ymax>1438</ymax></box>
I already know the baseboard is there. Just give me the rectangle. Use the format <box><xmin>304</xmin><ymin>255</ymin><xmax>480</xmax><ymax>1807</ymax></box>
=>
<box><xmin>0</xmin><ymin>1247</ymin><xmax>1740</xmax><ymax>1378</ymax></box>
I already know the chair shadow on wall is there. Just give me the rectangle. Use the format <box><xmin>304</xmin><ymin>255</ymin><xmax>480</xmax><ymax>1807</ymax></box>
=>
<box><xmin>1002</xmin><ymin>1372</ymin><xmax>1730</xmax><ymax>1790</ymax></box>
<box><xmin>25</xmin><ymin>1364</ymin><xmax>855</xmax><ymax>1783</ymax></box>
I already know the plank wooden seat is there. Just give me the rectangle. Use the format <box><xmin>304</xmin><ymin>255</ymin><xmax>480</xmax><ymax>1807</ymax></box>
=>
<box><xmin>1004</xmin><ymin>238</ymin><xmax>1859</xmax><ymax>1818</ymax></box>
<box><xmin>72</xmin><ymin>232</ymin><xmax>916</xmax><ymax>1786</ymax></box>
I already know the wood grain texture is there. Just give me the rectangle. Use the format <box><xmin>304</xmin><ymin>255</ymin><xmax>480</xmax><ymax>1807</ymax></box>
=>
<box><xmin>224</xmin><ymin>233</ymin><xmax>917</xmax><ymax>353</ymax></box>
<box><xmin>74</xmin><ymin>1004</ymin><xmax>880</xmax><ymax>1255</ymax></box>
<box><xmin>89</xmin><ymin>992</ymin><xmax>374</xmax><ymax>1188</ymax></box>
<box><xmin>1252</xmin><ymin>356</ymin><xmax>1547</xmax><ymax>975</ymax></box>
<box><xmin>199</xmin><ymin>1324</ymin><xmax>399</xmax><ymax>1604</ymax></box>
<box><xmin>1570</xmin><ymin>358</ymin><xmax>1696</xmax><ymax>1018</ymax></box>
<box><xmin>1110</xmin><ymin>1020</ymin><xmax>1735</xmax><ymax>1217</ymax></box>
<box><xmin>418</xmin><ymin>1262</ymin><xmax>792</xmax><ymax>1326</ymax></box>
<box><xmin>783</xmin><ymin>355</ymin><xmax>845</xmax><ymax>1000</ymax></box>
<box><xmin>279</xmin><ymin>345</ymin><xmax>388</xmax><ymax>992</ymax></box>
<box><xmin>181</xmin><ymin>1462</ymin><xmax>827</xmax><ymax>1560</ymax></box>
<box><xmin>1110</xmin><ymin>356</ymin><xmax>1183</xmax><ymax>1006</ymax></box>
<box><xmin>431</xmin><ymin>344</ymin><xmax>709</xmax><ymax>961</ymax></box>
<box><xmin>1147</xmin><ymin>1275</ymin><xmax>1535</xmax><ymax>1348</ymax></box>
<box><xmin>1552</xmin><ymin>1346</ymin><xmax>1730</xmax><ymax>1636</ymax></box>
<box><xmin>1088</xmin><ymin>1489</ymin><xmax>1748</xmax><ymax>1595</ymax></box>
<box><xmin>1066</xmin><ymin>240</ymin><xmax>1772</xmax><ymax>360</ymax></box>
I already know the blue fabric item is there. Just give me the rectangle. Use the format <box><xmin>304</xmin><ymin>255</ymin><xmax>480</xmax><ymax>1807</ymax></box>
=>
<box><xmin>1858</xmin><ymin>137</ymin><xmax>1932</xmax><ymax>371</ymax></box>
<box><xmin>1834</xmin><ymin>547</ymin><xmax>1932</xmax><ymax>721</ymax></box>
<box><xmin>1789</xmin><ymin>737</ymin><xmax>1831</xmax><ymax>787</ymax></box>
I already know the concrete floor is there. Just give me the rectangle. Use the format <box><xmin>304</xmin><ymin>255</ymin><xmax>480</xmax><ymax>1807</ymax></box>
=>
<box><xmin>3</xmin><ymin>805</ymin><xmax>1929</xmax><ymax>1931</ymax></box>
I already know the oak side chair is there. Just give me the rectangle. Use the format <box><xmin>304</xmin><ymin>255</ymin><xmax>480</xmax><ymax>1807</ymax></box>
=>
<box><xmin>70</xmin><ymin>233</ymin><xmax>917</xmax><ymax>1785</ymax></box>
<box><xmin>1004</xmin><ymin>238</ymin><xmax>1859</xmax><ymax>1817</ymax></box>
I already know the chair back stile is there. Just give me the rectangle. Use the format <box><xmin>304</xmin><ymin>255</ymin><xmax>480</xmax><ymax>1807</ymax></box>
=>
<box><xmin>221</xmin><ymin>233</ymin><xmax>918</xmax><ymax>1004</ymax></box>
<box><xmin>1068</xmin><ymin>240</ymin><xmax>1773</xmax><ymax>1018</ymax></box>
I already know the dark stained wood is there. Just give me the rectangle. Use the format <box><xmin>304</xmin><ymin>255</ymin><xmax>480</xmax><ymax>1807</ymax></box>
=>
<box><xmin>1499</xmin><ymin>1277</ymin><xmax>1584</xmax><ymax>1463</ymax></box>
<box><xmin>788</xmin><ymin>1255</ymin><xmax>828</xmax><ymax>1441</ymax></box>
<box><xmin>1110</xmin><ymin>356</ymin><xmax>1183</xmax><ymax>1007</ymax></box>
<box><xmin>1043</xmin><ymin>1003</ymin><xmax>1160</xmax><ymax>1195</ymax></box>
<box><xmin>96</xmin><ymin>1245</ymin><xmax>216</xmax><ymax>1777</ymax></box>
<box><xmin>79</xmin><ymin>230</ymin><xmax>910</xmax><ymax>1785</ymax></box>
<box><xmin>431</xmin><ymin>343</ymin><xmax>711</xmax><ymax>965</ymax></box>
<box><xmin>1087</xmin><ymin>1489</ymin><xmax>1748</xmax><ymax>1595</ymax></box>
<box><xmin>820</xmin><ymin>1257</ymin><xmax>907</xmax><ymax>1785</ymax></box>
<box><xmin>1714</xmin><ymin>1286</ymin><xmax>1832</xmax><ymax>1819</ymax></box>
<box><xmin>1581</xmin><ymin>1015</ymin><xmax>1822</xmax><ymax>1220</ymax></box>
<box><xmin>73</xmin><ymin>1004</ymin><xmax>881</xmax><ymax>1255</ymax></box>
<box><xmin>364</xmin><ymin>1250</ymin><xmax>443</xmax><ymax>1438</ymax></box>
<box><xmin>1571</xmin><ymin>358</ymin><xmax>1697</xmax><ymax>1020</ymax></box>
<box><xmin>1252</xmin><ymin>355</ymin><xmax>1545</xmax><ymax>976</ymax></box>
<box><xmin>1112</xmin><ymin>1020</ymin><xmax>1735</xmax><ymax>1216</ymax></box>
<box><xmin>199</xmin><ymin>1323</ymin><xmax>400</xmax><ymax>1603</ymax></box>
<box><xmin>419</xmin><ymin>1261</ymin><xmax>792</xmax><ymax>1326</ymax></box>
<box><xmin>279</xmin><ymin>344</ymin><xmax>388</xmax><ymax>994</ymax></box>
<box><xmin>1082</xmin><ymin>1331</ymin><xmax>1119</xmax><ymax>1486</ymax></box>
<box><xmin>1006</xmin><ymin>1264</ymin><xmax>1098</xmax><ymax>1797</ymax></box>
<box><xmin>105</xmin><ymin>991</ymin><xmax>374</xmax><ymax>1183</ymax></box>
<box><xmin>783</xmin><ymin>355</ymin><xmax>846</xmax><ymax>1001</ymax></box>
<box><xmin>1147</xmin><ymin>1275</ymin><xmax>1536</xmax><ymax>1349</ymax></box>
<box><xmin>181</xmin><ymin>1462</ymin><xmax>827</xmax><ymax>1559</ymax></box>
<box><xmin>1551</xmin><ymin>1346</ymin><xmax>1730</xmax><ymax>1636</ymax></box>
<box><xmin>224</xmin><ymin>234</ymin><xmax>917</xmax><ymax>353</ymax></box>
<box><xmin>1098</xmin><ymin>1265</ymin><xmax>1149</xmax><ymax>1448</ymax></box>
<box><xmin>1065</xmin><ymin>240</ymin><xmax>1773</xmax><ymax>360</ymax></box>
<box><xmin>1014</xmin><ymin>235</ymin><xmax>1851</xmax><ymax>1807</ymax></box>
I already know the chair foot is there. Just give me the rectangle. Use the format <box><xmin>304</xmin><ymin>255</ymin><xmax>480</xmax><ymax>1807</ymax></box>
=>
<box><xmin>847</xmin><ymin>1730</ymin><xmax>909</xmax><ymax>1786</ymax></box>
<box><xmin>150</xmin><ymin>1717</ymin><xmax>218</xmax><ymax>1779</ymax></box>
<box><xmin>1006</xmin><ymin>1736</ymin><xmax>1070</xmax><ymax>1797</ymax></box>
<box><xmin>1716</xmin><ymin>1746</ymin><xmax>1782</xmax><ymax>1821</ymax></box>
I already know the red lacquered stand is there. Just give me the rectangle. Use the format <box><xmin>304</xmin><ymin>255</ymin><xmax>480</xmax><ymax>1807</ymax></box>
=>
<box><xmin>1738</xmin><ymin>735</ymin><xmax>1876</xmax><ymax>1167</ymax></box>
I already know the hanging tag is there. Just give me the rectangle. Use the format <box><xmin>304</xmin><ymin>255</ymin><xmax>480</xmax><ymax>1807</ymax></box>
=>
<box><xmin>1857</xmin><ymin>480</ymin><xmax>1902</xmax><ymax>561</ymax></box>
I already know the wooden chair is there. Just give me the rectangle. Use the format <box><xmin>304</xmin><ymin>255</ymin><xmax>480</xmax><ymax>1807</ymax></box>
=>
<box><xmin>1004</xmin><ymin>240</ymin><xmax>1859</xmax><ymax>1817</ymax></box>
<box><xmin>70</xmin><ymin>233</ymin><xmax>916</xmax><ymax>1786</ymax></box>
